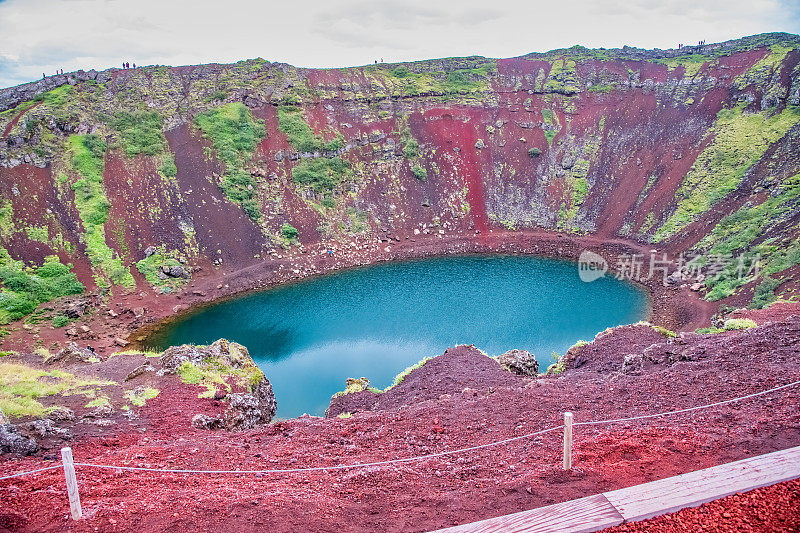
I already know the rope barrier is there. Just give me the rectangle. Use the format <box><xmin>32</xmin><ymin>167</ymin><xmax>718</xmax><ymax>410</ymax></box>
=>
<box><xmin>73</xmin><ymin>425</ymin><xmax>566</xmax><ymax>475</ymax></box>
<box><xmin>575</xmin><ymin>379</ymin><xmax>800</xmax><ymax>427</ymax></box>
<box><xmin>1</xmin><ymin>378</ymin><xmax>798</xmax><ymax>481</ymax></box>
<box><xmin>0</xmin><ymin>464</ymin><xmax>62</xmax><ymax>481</ymax></box>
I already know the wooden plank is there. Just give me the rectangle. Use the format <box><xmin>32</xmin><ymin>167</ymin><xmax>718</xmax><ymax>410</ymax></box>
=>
<box><xmin>604</xmin><ymin>445</ymin><xmax>800</xmax><ymax>521</ymax></box>
<box><xmin>435</xmin><ymin>446</ymin><xmax>800</xmax><ymax>533</ymax></box>
<box><xmin>435</xmin><ymin>494</ymin><xmax>624</xmax><ymax>533</ymax></box>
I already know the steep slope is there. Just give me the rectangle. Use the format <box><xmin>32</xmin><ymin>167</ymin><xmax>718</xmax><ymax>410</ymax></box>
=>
<box><xmin>0</xmin><ymin>32</ymin><xmax>799</xmax><ymax>337</ymax></box>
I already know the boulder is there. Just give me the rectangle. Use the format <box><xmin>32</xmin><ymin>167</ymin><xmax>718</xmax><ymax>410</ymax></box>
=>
<box><xmin>114</xmin><ymin>337</ymin><xmax>129</xmax><ymax>347</ymax></box>
<box><xmin>64</xmin><ymin>299</ymin><xmax>90</xmax><ymax>318</ymax></box>
<box><xmin>161</xmin><ymin>340</ymin><xmax>277</xmax><ymax>429</ymax></box>
<box><xmin>144</xmin><ymin>246</ymin><xmax>158</xmax><ymax>258</ymax></box>
<box><xmin>220</xmin><ymin>377</ymin><xmax>277</xmax><ymax>430</ymax></box>
<box><xmin>621</xmin><ymin>353</ymin><xmax>644</xmax><ymax>374</ymax></box>
<box><xmin>161</xmin><ymin>264</ymin><xmax>187</xmax><ymax>278</ymax></box>
<box><xmin>125</xmin><ymin>361</ymin><xmax>155</xmax><ymax>381</ymax></box>
<box><xmin>27</xmin><ymin>419</ymin><xmax>71</xmax><ymax>440</ymax></box>
<box><xmin>0</xmin><ymin>425</ymin><xmax>39</xmax><ymax>456</ymax></box>
<box><xmin>47</xmin><ymin>343</ymin><xmax>95</xmax><ymax>365</ymax></box>
<box><xmin>344</xmin><ymin>377</ymin><xmax>370</xmax><ymax>394</ymax></box>
<box><xmin>160</xmin><ymin>338</ymin><xmax>251</xmax><ymax>372</ymax></box>
<box><xmin>497</xmin><ymin>349</ymin><xmax>539</xmax><ymax>376</ymax></box>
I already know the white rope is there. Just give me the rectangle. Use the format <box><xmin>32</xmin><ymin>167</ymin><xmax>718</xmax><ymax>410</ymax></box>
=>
<box><xmin>73</xmin><ymin>425</ymin><xmax>565</xmax><ymax>475</ymax></box>
<box><xmin>1</xmin><ymin>378</ymin><xmax>798</xmax><ymax>480</ymax></box>
<box><xmin>0</xmin><ymin>464</ymin><xmax>62</xmax><ymax>481</ymax></box>
<box><xmin>574</xmin><ymin>379</ymin><xmax>800</xmax><ymax>427</ymax></box>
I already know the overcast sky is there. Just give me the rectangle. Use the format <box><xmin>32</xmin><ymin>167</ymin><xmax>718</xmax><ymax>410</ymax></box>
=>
<box><xmin>0</xmin><ymin>0</ymin><xmax>798</xmax><ymax>88</ymax></box>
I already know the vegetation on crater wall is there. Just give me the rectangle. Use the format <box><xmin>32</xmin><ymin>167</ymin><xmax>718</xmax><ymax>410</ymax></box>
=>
<box><xmin>276</xmin><ymin>105</ymin><xmax>353</xmax><ymax>196</ymax></box>
<box><xmin>693</xmin><ymin>173</ymin><xmax>800</xmax><ymax>301</ymax></box>
<box><xmin>370</xmin><ymin>61</ymin><xmax>496</xmax><ymax>97</ymax></box>
<box><xmin>544</xmin><ymin>59</ymin><xmax>579</xmax><ymax>94</ymax></box>
<box><xmin>111</xmin><ymin>110</ymin><xmax>166</xmax><ymax>157</ymax></box>
<box><xmin>654</xmin><ymin>106</ymin><xmax>800</xmax><ymax>242</ymax></box>
<box><xmin>136</xmin><ymin>248</ymin><xmax>190</xmax><ymax>293</ymax></box>
<box><xmin>277</xmin><ymin>105</ymin><xmax>343</xmax><ymax>153</ymax></box>
<box><xmin>67</xmin><ymin>134</ymin><xmax>134</xmax><ymax>288</ymax></box>
<box><xmin>0</xmin><ymin>252</ymin><xmax>84</xmax><ymax>324</ymax></box>
<box><xmin>194</xmin><ymin>103</ymin><xmax>266</xmax><ymax>221</ymax></box>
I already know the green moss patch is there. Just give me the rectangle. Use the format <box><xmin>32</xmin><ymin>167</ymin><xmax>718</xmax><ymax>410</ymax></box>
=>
<box><xmin>0</xmin><ymin>252</ymin><xmax>84</xmax><ymax>324</ymax></box>
<box><xmin>655</xmin><ymin>106</ymin><xmax>800</xmax><ymax>242</ymax></box>
<box><xmin>693</xmin><ymin>173</ymin><xmax>800</xmax><ymax>300</ymax></box>
<box><xmin>277</xmin><ymin>106</ymin><xmax>343</xmax><ymax>153</ymax></box>
<box><xmin>135</xmin><ymin>248</ymin><xmax>190</xmax><ymax>293</ymax></box>
<box><xmin>178</xmin><ymin>355</ymin><xmax>263</xmax><ymax>399</ymax></box>
<box><xmin>0</xmin><ymin>361</ymin><xmax>115</xmax><ymax>417</ymax></box>
<box><xmin>194</xmin><ymin>103</ymin><xmax>266</xmax><ymax>221</ymax></box>
<box><xmin>111</xmin><ymin>110</ymin><xmax>167</xmax><ymax>157</ymax></box>
<box><xmin>67</xmin><ymin>134</ymin><xmax>134</xmax><ymax>288</ymax></box>
<box><xmin>124</xmin><ymin>387</ymin><xmax>159</xmax><ymax>407</ymax></box>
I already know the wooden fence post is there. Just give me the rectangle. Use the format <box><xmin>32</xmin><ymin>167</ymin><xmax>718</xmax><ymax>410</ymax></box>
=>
<box><xmin>563</xmin><ymin>412</ymin><xmax>573</xmax><ymax>470</ymax></box>
<box><xmin>61</xmin><ymin>447</ymin><xmax>82</xmax><ymax>520</ymax></box>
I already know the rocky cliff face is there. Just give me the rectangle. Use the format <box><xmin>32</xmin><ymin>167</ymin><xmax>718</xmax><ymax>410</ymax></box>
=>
<box><xmin>0</xmin><ymin>32</ymin><xmax>799</xmax><ymax>326</ymax></box>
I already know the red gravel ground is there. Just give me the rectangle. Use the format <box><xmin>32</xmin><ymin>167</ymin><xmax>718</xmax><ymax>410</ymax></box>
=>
<box><xmin>605</xmin><ymin>479</ymin><xmax>800</xmax><ymax>532</ymax></box>
<box><xmin>1</xmin><ymin>309</ymin><xmax>799</xmax><ymax>532</ymax></box>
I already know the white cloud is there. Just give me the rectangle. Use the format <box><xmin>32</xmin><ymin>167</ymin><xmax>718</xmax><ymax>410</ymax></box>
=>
<box><xmin>0</xmin><ymin>0</ymin><xmax>797</xmax><ymax>88</ymax></box>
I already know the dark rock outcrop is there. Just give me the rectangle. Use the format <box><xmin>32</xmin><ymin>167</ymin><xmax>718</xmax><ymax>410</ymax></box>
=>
<box><xmin>161</xmin><ymin>339</ymin><xmax>277</xmax><ymax>430</ymax></box>
<box><xmin>497</xmin><ymin>349</ymin><xmax>539</xmax><ymax>376</ymax></box>
<box><xmin>0</xmin><ymin>424</ymin><xmax>39</xmax><ymax>456</ymax></box>
<box><xmin>46</xmin><ymin>343</ymin><xmax>95</xmax><ymax>365</ymax></box>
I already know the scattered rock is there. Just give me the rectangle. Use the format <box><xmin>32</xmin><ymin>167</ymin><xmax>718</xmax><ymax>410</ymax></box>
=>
<box><xmin>83</xmin><ymin>405</ymin><xmax>113</xmax><ymax>419</ymax></box>
<box><xmin>0</xmin><ymin>425</ymin><xmax>38</xmax><ymax>455</ymax></box>
<box><xmin>47</xmin><ymin>407</ymin><xmax>76</xmax><ymax>421</ymax></box>
<box><xmin>125</xmin><ymin>361</ymin><xmax>155</xmax><ymax>381</ymax></box>
<box><xmin>498</xmin><ymin>349</ymin><xmax>539</xmax><ymax>376</ymax></box>
<box><xmin>191</xmin><ymin>413</ymin><xmax>222</xmax><ymax>430</ymax></box>
<box><xmin>143</xmin><ymin>246</ymin><xmax>158</xmax><ymax>258</ymax></box>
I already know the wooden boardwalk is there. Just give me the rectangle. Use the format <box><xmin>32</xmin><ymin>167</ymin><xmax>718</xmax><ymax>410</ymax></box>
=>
<box><xmin>435</xmin><ymin>445</ymin><xmax>800</xmax><ymax>533</ymax></box>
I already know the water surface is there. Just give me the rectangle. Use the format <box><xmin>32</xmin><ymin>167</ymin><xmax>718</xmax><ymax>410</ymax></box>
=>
<box><xmin>145</xmin><ymin>255</ymin><xmax>648</xmax><ymax>417</ymax></box>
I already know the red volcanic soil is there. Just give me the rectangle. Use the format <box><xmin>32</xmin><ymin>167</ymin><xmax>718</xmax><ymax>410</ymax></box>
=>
<box><xmin>1</xmin><ymin>308</ymin><xmax>798</xmax><ymax>532</ymax></box>
<box><xmin>604</xmin><ymin>479</ymin><xmax>800</xmax><ymax>532</ymax></box>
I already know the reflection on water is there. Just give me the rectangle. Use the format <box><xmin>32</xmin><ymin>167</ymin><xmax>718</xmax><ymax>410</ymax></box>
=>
<box><xmin>145</xmin><ymin>255</ymin><xmax>648</xmax><ymax>417</ymax></box>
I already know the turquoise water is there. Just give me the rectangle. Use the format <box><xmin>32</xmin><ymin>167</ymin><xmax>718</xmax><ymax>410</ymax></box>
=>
<box><xmin>144</xmin><ymin>255</ymin><xmax>648</xmax><ymax>418</ymax></box>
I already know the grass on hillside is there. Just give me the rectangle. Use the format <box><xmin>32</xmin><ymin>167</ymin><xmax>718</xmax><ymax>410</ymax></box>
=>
<box><xmin>194</xmin><ymin>103</ymin><xmax>266</xmax><ymax>221</ymax></box>
<box><xmin>654</xmin><ymin>106</ymin><xmax>800</xmax><ymax>242</ymax></box>
<box><xmin>0</xmin><ymin>252</ymin><xmax>84</xmax><ymax>324</ymax></box>
<box><xmin>692</xmin><ymin>173</ymin><xmax>800</xmax><ymax>301</ymax></box>
<box><xmin>111</xmin><ymin>110</ymin><xmax>166</xmax><ymax>157</ymax></box>
<box><xmin>0</xmin><ymin>361</ymin><xmax>115</xmax><ymax>417</ymax></box>
<box><xmin>67</xmin><ymin>134</ymin><xmax>134</xmax><ymax>288</ymax></box>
